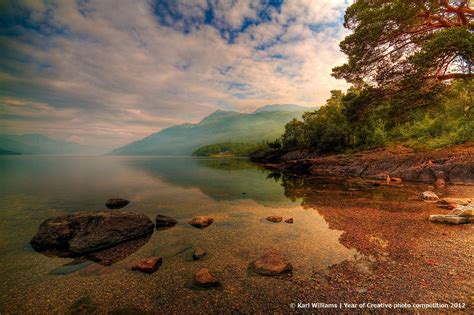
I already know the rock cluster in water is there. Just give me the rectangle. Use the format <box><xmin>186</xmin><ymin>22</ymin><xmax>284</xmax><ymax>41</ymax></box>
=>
<box><xmin>430</xmin><ymin>201</ymin><xmax>474</xmax><ymax>225</ymax></box>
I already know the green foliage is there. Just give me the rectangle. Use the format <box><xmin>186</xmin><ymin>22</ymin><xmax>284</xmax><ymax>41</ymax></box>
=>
<box><xmin>192</xmin><ymin>142</ymin><xmax>268</xmax><ymax>157</ymax></box>
<box><xmin>279</xmin><ymin>80</ymin><xmax>473</xmax><ymax>153</ymax></box>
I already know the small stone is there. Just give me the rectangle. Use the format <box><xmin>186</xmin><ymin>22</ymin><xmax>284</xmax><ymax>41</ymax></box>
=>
<box><xmin>155</xmin><ymin>214</ymin><xmax>177</xmax><ymax>230</ymax></box>
<box><xmin>105</xmin><ymin>198</ymin><xmax>130</xmax><ymax>209</ymax></box>
<box><xmin>284</xmin><ymin>218</ymin><xmax>293</xmax><ymax>224</ymax></box>
<box><xmin>438</xmin><ymin>198</ymin><xmax>471</xmax><ymax>206</ymax></box>
<box><xmin>249</xmin><ymin>249</ymin><xmax>292</xmax><ymax>276</ymax></box>
<box><xmin>131</xmin><ymin>257</ymin><xmax>162</xmax><ymax>273</ymax></box>
<box><xmin>193</xmin><ymin>247</ymin><xmax>207</xmax><ymax>260</ymax></box>
<box><xmin>266</xmin><ymin>216</ymin><xmax>282</xmax><ymax>223</ymax></box>
<box><xmin>422</xmin><ymin>191</ymin><xmax>439</xmax><ymax>201</ymax></box>
<box><xmin>194</xmin><ymin>268</ymin><xmax>220</xmax><ymax>287</ymax></box>
<box><xmin>188</xmin><ymin>216</ymin><xmax>214</xmax><ymax>229</ymax></box>
<box><xmin>70</xmin><ymin>296</ymin><xmax>97</xmax><ymax>315</ymax></box>
<box><xmin>429</xmin><ymin>215</ymin><xmax>468</xmax><ymax>225</ymax></box>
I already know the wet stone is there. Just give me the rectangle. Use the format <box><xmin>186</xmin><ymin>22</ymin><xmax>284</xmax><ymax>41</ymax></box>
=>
<box><xmin>429</xmin><ymin>215</ymin><xmax>468</xmax><ymax>225</ymax></box>
<box><xmin>194</xmin><ymin>268</ymin><xmax>220</xmax><ymax>287</ymax></box>
<box><xmin>188</xmin><ymin>216</ymin><xmax>214</xmax><ymax>229</ymax></box>
<box><xmin>105</xmin><ymin>198</ymin><xmax>130</xmax><ymax>209</ymax></box>
<box><xmin>266</xmin><ymin>216</ymin><xmax>282</xmax><ymax>223</ymax></box>
<box><xmin>131</xmin><ymin>257</ymin><xmax>162</xmax><ymax>274</ymax></box>
<box><xmin>422</xmin><ymin>191</ymin><xmax>439</xmax><ymax>201</ymax></box>
<box><xmin>192</xmin><ymin>246</ymin><xmax>207</xmax><ymax>260</ymax></box>
<box><xmin>70</xmin><ymin>296</ymin><xmax>97</xmax><ymax>315</ymax></box>
<box><xmin>155</xmin><ymin>214</ymin><xmax>177</xmax><ymax>230</ymax></box>
<box><xmin>249</xmin><ymin>249</ymin><xmax>293</xmax><ymax>276</ymax></box>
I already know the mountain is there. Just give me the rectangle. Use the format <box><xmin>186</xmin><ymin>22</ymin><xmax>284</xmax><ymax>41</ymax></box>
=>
<box><xmin>0</xmin><ymin>148</ymin><xmax>21</xmax><ymax>155</ymax></box>
<box><xmin>254</xmin><ymin>104</ymin><xmax>317</xmax><ymax>113</ymax></box>
<box><xmin>111</xmin><ymin>104</ymin><xmax>314</xmax><ymax>156</ymax></box>
<box><xmin>0</xmin><ymin>134</ymin><xmax>102</xmax><ymax>155</ymax></box>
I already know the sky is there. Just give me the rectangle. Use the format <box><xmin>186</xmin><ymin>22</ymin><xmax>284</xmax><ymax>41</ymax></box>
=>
<box><xmin>0</xmin><ymin>0</ymin><xmax>350</xmax><ymax>149</ymax></box>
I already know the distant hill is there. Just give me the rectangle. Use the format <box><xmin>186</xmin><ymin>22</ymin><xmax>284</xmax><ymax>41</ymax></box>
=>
<box><xmin>111</xmin><ymin>104</ymin><xmax>314</xmax><ymax>156</ymax></box>
<box><xmin>0</xmin><ymin>148</ymin><xmax>21</xmax><ymax>155</ymax></box>
<box><xmin>0</xmin><ymin>134</ymin><xmax>102</xmax><ymax>155</ymax></box>
<box><xmin>254</xmin><ymin>104</ymin><xmax>317</xmax><ymax>113</ymax></box>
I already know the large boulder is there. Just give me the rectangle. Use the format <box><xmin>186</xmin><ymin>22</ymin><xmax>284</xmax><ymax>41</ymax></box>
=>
<box><xmin>249</xmin><ymin>249</ymin><xmax>293</xmax><ymax>276</ymax></box>
<box><xmin>30</xmin><ymin>211</ymin><xmax>154</xmax><ymax>255</ymax></box>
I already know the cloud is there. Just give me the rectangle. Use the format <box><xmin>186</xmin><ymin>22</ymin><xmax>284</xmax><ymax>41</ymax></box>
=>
<box><xmin>0</xmin><ymin>0</ymin><xmax>350</xmax><ymax>149</ymax></box>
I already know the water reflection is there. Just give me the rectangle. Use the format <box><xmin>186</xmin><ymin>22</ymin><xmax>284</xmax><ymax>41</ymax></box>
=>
<box><xmin>125</xmin><ymin>157</ymin><xmax>297</xmax><ymax>206</ymax></box>
<box><xmin>33</xmin><ymin>234</ymin><xmax>152</xmax><ymax>266</ymax></box>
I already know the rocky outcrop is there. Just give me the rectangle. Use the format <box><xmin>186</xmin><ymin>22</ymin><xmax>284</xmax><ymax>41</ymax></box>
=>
<box><xmin>249</xmin><ymin>249</ymin><xmax>292</xmax><ymax>276</ymax></box>
<box><xmin>105</xmin><ymin>198</ymin><xmax>130</xmax><ymax>209</ymax></box>
<box><xmin>252</xmin><ymin>144</ymin><xmax>474</xmax><ymax>185</ymax></box>
<box><xmin>30</xmin><ymin>211</ymin><xmax>154</xmax><ymax>255</ymax></box>
<box><xmin>429</xmin><ymin>205</ymin><xmax>473</xmax><ymax>225</ymax></box>
<box><xmin>188</xmin><ymin>216</ymin><xmax>214</xmax><ymax>229</ymax></box>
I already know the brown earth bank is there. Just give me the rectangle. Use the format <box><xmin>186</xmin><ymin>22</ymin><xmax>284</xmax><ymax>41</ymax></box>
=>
<box><xmin>251</xmin><ymin>143</ymin><xmax>474</xmax><ymax>185</ymax></box>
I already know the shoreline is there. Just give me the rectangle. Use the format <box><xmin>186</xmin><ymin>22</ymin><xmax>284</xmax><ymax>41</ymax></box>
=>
<box><xmin>251</xmin><ymin>143</ymin><xmax>474</xmax><ymax>186</ymax></box>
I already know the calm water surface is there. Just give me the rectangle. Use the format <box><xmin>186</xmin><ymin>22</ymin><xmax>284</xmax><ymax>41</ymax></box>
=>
<box><xmin>0</xmin><ymin>156</ymin><xmax>421</xmax><ymax>313</ymax></box>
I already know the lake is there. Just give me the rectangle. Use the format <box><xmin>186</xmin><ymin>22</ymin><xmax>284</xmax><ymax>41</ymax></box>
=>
<box><xmin>0</xmin><ymin>156</ymin><xmax>472</xmax><ymax>313</ymax></box>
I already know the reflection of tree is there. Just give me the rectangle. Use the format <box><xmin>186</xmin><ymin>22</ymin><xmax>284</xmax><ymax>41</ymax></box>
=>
<box><xmin>276</xmin><ymin>173</ymin><xmax>435</xmax><ymax>259</ymax></box>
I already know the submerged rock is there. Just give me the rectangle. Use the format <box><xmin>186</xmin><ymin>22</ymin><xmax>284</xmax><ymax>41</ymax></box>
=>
<box><xmin>30</xmin><ymin>211</ymin><xmax>154</xmax><ymax>255</ymax></box>
<box><xmin>266</xmin><ymin>216</ymin><xmax>282</xmax><ymax>223</ymax></box>
<box><xmin>49</xmin><ymin>260</ymin><xmax>93</xmax><ymax>275</ymax></box>
<box><xmin>105</xmin><ymin>198</ymin><xmax>130</xmax><ymax>209</ymax></box>
<box><xmin>193</xmin><ymin>246</ymin><xmax>207</xmax><ymax>260</ymax></box>
<box><xmin>70</xmin><ymin>296</ymin><xmax>97</xmax><ymax>315</ymax></box>
<box><xmin>285</xmin><ymin>218</ymin><xmax>294</xmax><ymax>224</ymax></box>
<box><xmin>249</xmin><ymin>249</ymin><xmax>293</xmax><ymax>276</ymax></box>
<box><xmin>155</xmin><ymin>214</ymin><xmax>177</xmax><ymax>230</ymax></box>
<box><xmin>188</xmin><ymin>216</ymin><xmax>214</xmax><ymax>229</ymax></box>
<box><xmin>429</xmin><ymin>215</ymin><xmax>468</xmax><ymax>225</ymax></box>
<box><xmin>131</xmin><ymin>257</ymin><xmax>162</xmax><ymax>273</ymax></box>
<box><xmin>194</xmin><ymin>268</ymin><xmax>220</xmax><ymax>287</ymax></box>
<box><xmin>422</xmin><ymin>191</ymin><xmax>439</xmax><ymax>201</ymax></box>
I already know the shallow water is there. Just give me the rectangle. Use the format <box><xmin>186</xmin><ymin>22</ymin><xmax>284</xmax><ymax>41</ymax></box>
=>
<box><xmin>0</xmin><ymin>155</ymin><xmax>456</xmax><ymax>313</ymax></box>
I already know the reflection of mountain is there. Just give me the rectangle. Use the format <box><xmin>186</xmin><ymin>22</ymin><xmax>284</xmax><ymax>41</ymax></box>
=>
<box><xmin>0</xmin><ymin>134</ymin><xmax>102</xmax><ymax>155</ymax></box>
<box><xmin>111</xmin><ymin>105</ymin><xmax>313</xmax><ymax>156</ymax></box>
<box><xmin>125</xmin><ymin>157</ymin><xmax>298</xmax><ymax>206</ymax></box>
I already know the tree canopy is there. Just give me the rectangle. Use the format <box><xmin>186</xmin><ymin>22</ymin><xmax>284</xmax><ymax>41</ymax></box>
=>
<box><xmin>332</xmin><ymin>0</ymin><xmax>474</xmax><ymax>91</ymax></box>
